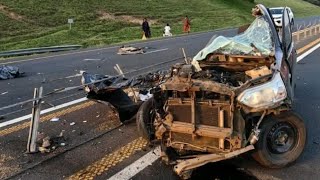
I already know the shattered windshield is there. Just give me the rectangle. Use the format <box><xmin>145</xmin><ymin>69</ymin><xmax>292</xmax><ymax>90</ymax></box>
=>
<box><xmin>193</xmin><ymin>16</ymin><xmax>273</xmax><ymax>62</ymax></box>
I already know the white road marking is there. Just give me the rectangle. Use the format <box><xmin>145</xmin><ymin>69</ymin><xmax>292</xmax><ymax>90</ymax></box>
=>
<box><xmin>108</xmin><ymin>146</ymin><xmax>161</xmax><ymax>180</ymax></box>
<box><xmin>297</xmin><ymin>42</ymin><xmax>320</xmax><ymax>62</ymax></box>
<box><xmin>0</xmin><ymin>97</ymin><xmax>87</xmax><ymax>128</ymax></box>
<box><xmin>83</xmin><ymin>58</ymin><xmax>101</xmax><ymax>61</ymax></box>
<box><xmin>144</xmin><ymin>48</ymin><xmax>169</xmax><ymax>54</ymax></box>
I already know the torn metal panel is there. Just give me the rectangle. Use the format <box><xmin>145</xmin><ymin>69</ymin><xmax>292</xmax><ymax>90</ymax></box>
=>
<box><xmin>174</xmin><ymin>145</ymin><xmax>255</xmax><ymax>176</ymax></box>
<box><xmin>245</xmin><ymin>65</ymin><xmax>272</xmax><ymax>79</ymax></box>
<box><xmin>161</xmin><ymin>76</ymin><xmax>235</xmax><ymax>96</ymax></box>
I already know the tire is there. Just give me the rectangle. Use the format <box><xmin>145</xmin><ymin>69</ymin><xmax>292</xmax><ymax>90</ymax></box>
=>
<box><xmin>252</xmin><ymin>111</ymin><xmax>306</xmax><ymax>168</ymax></box>
<box><xmin>136</xmin><ymin>98</ymin><xmax>155</xmax><ymax>141</ymax></box>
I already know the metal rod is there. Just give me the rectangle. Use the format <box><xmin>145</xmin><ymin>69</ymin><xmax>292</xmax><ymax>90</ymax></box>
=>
<box><xmin>219</xmin><ymin>110</ymin><xmax>225</xmax><ymax>149</ymax></box>
<box><xmin>191</xmin><ymin>91</ymin><xmax>196</xmax><ymax>139</ymax></box>
<box><xmin>182</xmin><ymin>48</ymin><xmax>188</xmax><ymax>64</ymax></box>
<box><xmin>116</xmin><ymin>64</ymin><xmax>125</xmax><ymax>78</ymax></box>
<box><xmin>27</xmin><ymin>87</ymin><xmax>43</xmax><ymax>153</ymax></box>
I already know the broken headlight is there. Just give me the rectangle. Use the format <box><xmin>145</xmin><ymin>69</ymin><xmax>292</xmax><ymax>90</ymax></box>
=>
<box><xmin>237</xmin><ymin>73</ymin><xmax>287</xmax><ymax>109</ymax></box>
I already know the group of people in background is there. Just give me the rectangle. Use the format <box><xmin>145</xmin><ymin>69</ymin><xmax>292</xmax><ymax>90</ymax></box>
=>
<box><xmin>141</xmin><ymin>16</ymin><xmax>191</xmax><ymax>39</ymax></box>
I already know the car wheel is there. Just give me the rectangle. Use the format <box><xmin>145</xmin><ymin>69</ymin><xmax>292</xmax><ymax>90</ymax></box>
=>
<box><xmin>252</xmin><ymin>111</ymin><xmax>306</xmax><ymax>168</ymax></box>
<box><xmin>136</xmin><ymin>98</ymin><xmax>156</xmax><ymax>141</ymax></box>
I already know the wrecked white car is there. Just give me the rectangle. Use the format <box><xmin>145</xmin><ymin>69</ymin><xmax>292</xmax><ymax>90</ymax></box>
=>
<box><xmin>82</xmin><ymin>4</ymin><xmax>306</xmax><ymax>179</ymax></box>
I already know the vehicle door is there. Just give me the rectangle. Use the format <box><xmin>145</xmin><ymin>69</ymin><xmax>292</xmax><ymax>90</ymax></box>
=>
<box><xmin>281</xmin><ymin>7</ymin><xmax>296</xmax><ymax>100</ymax></box>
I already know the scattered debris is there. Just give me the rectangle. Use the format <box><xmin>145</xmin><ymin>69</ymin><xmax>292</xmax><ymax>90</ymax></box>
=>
<box><xmin>96</xmin><ymin>115</ymin><xmax>100</xmax><ymax>118</ymax></box>
<box><xmin>38</xmin><ymin>133</ymin><xmax>66</xmax><ymax>153</ymax></box>
<box><xmin>0</xmin><ymin>91</ymin><xmax>8</xmax><ymax>95</ymax></box>
<box><xmin>139</xmin><ymin>90</ymin><xmax>153</xmax><ymax>101</ymax></box>
<box><xmin>50</xmin><ymin>117</ymin><xmax>60</xmax><ymax>122</ymax></box>
<box><xmin>42</xmin><ymin>136</ymin><xmax>51</xmax><ymax>148</ymax></box>
<box><xmin>117</xmin><ymin>46</ymin><xmax>144</xmax><ymax>55</ymax></box>
<box><xmin>83</xmin><ymin>120</ymin><xmax>87</xmax><ymax>123</ymax></box>
<box><xmin>70</xmin><ymin>122</ymin><xmax>76</xmax><ymax>126</ymax></box>
<box><xmin>0</xmin><ymin>65</ymin><xmax>23</xmax><ymax>80</ymax></box>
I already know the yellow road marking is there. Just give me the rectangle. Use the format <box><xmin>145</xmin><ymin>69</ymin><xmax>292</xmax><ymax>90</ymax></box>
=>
<box><xmin>0</xmin><ymin>101</ymin><xmax>95</xmax><ymax>136</ymax></box>
<box><xmin>297</xmin><ymin>37</ymin><xmax>320</xmax><ymax>55</ymax></box>
<box><xmin>67</xmin><ymin>137</ymin><xmax>148</xmax><ymax>180</ymax></box>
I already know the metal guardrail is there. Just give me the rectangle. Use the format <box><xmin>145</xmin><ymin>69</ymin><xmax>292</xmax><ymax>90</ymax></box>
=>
<box><xmin>0</xmin><ymin>45</ymin><xmax>82</xmax><ymax>57</ymax></box>
<box><xmin>293</xmin><ymin>24</ymin><xmax>320</xmax><ymax>42</ymax></box>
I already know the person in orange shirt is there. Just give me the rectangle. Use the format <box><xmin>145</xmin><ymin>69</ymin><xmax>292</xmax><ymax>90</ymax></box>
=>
<box><xmin>183</xmin><ymin>16</ymin><xmax>191</xmax><ymax>33</ymax></box>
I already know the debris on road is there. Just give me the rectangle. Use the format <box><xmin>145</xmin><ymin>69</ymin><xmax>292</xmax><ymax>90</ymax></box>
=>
<box><xmin>38</xmin><ymin>133</ymin><xmax>66</xmax><ymax>153</ymax></box>
<box><xmin>0</xmin><ymin>65</ymin><xmax>22</xmax><ymax>80</ymax></box>
<box><xmin>0</xmin><ymin>91</ymin><xmax>8</xmax><ymax>95</ymax></box>
<box><xmin>117</xmin><ymin>46</ymin><xmax>144</xmax><ymax>55</ymax></box>
<box><xmin>50</xmin><ymin>117</ymin><xmax>60</xmax><ymax>122</ymax></box>
<box><xmin>70</xmin><ymin>122</ymin><xmax>76</xmax><ymax>126</ymax></box>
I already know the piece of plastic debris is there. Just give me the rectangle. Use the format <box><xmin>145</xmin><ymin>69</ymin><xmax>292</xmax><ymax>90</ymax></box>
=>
<box><xmin>72</xmin><ymin>130</ymin><xmax>76</xmax><ymax>132</ymax></box>
<box><xmin>59</xmin><ymin>130</ymin><xmax>65</xmax><ymax>137</ymax></box>
<box><xmin>39</xmin><ymin>146</ymin><xmax>50</xmax><ymax>153</ymax></box>
<box><xmin>42</xmin><ymin>136</ymin><xmax>51</xmax><ymax>148</ymax></box>
<box><xmin>96</xmin><ymin>115</ymin><xmax>100</xmax><ymax>118</ymax></box>
<box><xmin>70</xmin><ymin>122</ymin><xmax>76</xmax><ymax>126</ymax></box>
<box><xmin>50</xmin><ymin>117</ymin><xmax>60</xmax><ymax>122</ymax></box>
<box><xmin>60</xmin><ymin>143</ymin><xmax>66</xmax><ymax>146</ymax></box>
<box><xmin>83</xmin><ymin>120</ymin><xmax>87</xmax><ymax>123</ymax></box>
<box><xmin>0</xmin><ymin>91</ymin><xmax>8</xmax><ymax>95</ymax></box>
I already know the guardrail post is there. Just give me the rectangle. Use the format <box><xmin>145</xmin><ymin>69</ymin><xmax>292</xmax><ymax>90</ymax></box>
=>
<box><xmin>27</xmin><ymin>87</ymin><xmax>43</xmax><ymax>153</ymax></box>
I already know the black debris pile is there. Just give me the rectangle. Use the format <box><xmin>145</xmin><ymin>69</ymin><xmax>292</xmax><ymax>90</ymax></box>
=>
<box><xmin>0</xmin><ymin>65</ymin><xmax>22</xmax><ymax>80</ymax></box>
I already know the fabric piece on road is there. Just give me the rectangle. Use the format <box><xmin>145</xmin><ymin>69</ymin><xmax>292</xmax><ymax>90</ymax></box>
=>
<box><xmin>0</xmin><ymin>65</ymin><xmax>21</xmax><ymax>80</ymax></box>
<box><xmin>117</xmin><ymin>46</ymin><xmax>144</xmax><ymax>55</ymax></box>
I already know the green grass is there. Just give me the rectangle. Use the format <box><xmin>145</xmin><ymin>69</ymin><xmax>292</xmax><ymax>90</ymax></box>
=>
<box><xmin>257</xmin><ymin>0</ymin><xmax>320</xmax><ymax>17</ymax></box>
<box><xmin>0</xmin><ymin>0</ymin><xmax>319</xmax><ymax>51</ymax></box>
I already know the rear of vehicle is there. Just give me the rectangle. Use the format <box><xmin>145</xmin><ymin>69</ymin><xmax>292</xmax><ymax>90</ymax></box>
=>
<box><xmin>270</xmin><ymin>7</ymin><xmax>294</xmax><ymax>27</ymax></box>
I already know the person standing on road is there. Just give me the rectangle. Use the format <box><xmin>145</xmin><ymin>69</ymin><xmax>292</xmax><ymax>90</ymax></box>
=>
<box><xmin>183</xmin><ymin>16</ymin><xmax>191</xmax><ymax>33</ymax></box>
<box><xmin>163</xmin><ymin>23</ymin><xmax>172</xmax><ymax>37</ymax></box>
<box><xmin>142</xmin><ymin>18</ymin><xmax>151</xmax><ymax>39</ymax></box>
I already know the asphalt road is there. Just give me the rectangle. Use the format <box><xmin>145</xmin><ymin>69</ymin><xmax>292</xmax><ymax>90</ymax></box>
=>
<box><xmin>0</xmin><ymin>16</ymin><xmax>319</xmax><ymax>120</ymax></box>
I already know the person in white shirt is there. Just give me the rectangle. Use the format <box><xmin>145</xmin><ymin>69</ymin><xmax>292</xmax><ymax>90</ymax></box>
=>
<box><xmin>163</xmin><ymin>23</ymin><xmax>172</xmax><ymax>37</ymax></box>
